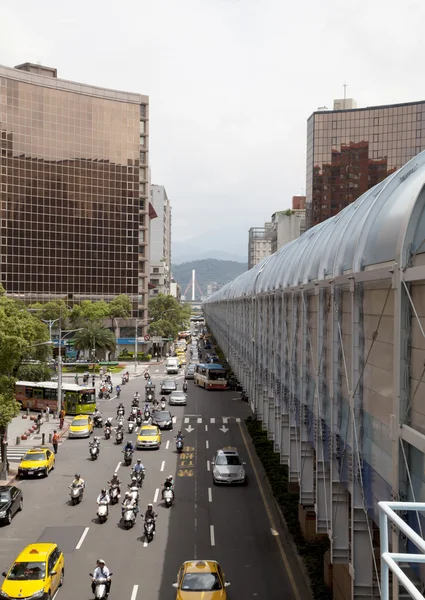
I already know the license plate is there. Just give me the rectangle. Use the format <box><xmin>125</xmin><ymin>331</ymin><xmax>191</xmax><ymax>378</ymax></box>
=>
<box><xmin>28</xmin><ymin>471</ymin><xmax>34</xmax><ymax>475</ymax></box>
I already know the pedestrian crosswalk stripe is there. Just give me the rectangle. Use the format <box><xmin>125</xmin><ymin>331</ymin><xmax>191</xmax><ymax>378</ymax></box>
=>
<box><xmin>197</xmin><ymin>417</ymin><xmax>202</xmax><ymax>424</ymax></box>
<box><xmin>210</xmin><ymin>418</ymin><xmax>215</xmax><ymax>424</ymax></box>
<box><xmin>184</xmin><ymin>417</ymin><xmax>189</xmax><ymax>423</ymax></box>
<box><xmin>7</xmin><ymin>447</ymin><xmax>27</xmax><ymax>462</ymax></box>
<box><xmin>223</xmin><ymin>417</ymin><xmax>228</xmax><ymax>424</ymax></box>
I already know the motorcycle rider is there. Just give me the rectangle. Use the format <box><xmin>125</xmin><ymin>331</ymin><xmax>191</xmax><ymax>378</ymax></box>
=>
<box><xmin>121</xmin><ymin>491</ymin><xmax>137</xmax><ymax>515</ymax></box>
<box><xmin>123</xmin><ymin>439</ymin><xmax>134</xmax><ymax>453</ymax></box>
<box><xmin>93</xmin><ymin>409</ymin><xmax>102</xmax><ymax>425</ymax></box>
<box><xmin>144</xmin><ymin>503</ymin><xmax>157</xmax><ymax>534</ymax></box>
<box><xmin>175</xmin><ymin>430</ymin><xmax>184</xmax><ymax>442</ymax></box>
<box><xmin>132</xmin><ymin>459</ymin><xmax>145</xmax><ymax>481</ymax></box>
<box><xmin>116</xmin><ymin>384</ymin><xmax>121</xmax><ymax>397</ymax></box>
<box><xmin>97</xmin><ymin>488</ymin><xmax>110</xmax><ymax>515</ymax></box>
<box><xmin>117</xmin><ymin>402</ymin><xmax>125</xmax><ymax>416</ymax></box>
<box><xmin>108</xmin><ymin>473</ymin><xmax>121</xmax><ymax>496</ymax></box>
<box><xmin>162</xmin><ymin>475</ymin><xmax>174</xmax><ymax>499</ymax></box>
<box><xmin>89</xmin><ymin>436</ymin><xmax>100</xmax><ymax>449</ymax></box>
<box><xmin>91</xmin><ymin>559</ymin><xmax>111</xmax><ymax>596</ymax></box>
<box><xmin>183</xmin><ymin>380</ymin><xmax>188</xmax><ymax>392</ymax></box>
<box><xmin>72</xmin><ymin>473</ymin><xmax>85</xmax><ymax>488</ymax></box>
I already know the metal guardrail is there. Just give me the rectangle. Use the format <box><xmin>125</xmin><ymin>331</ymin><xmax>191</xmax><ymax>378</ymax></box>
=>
<box><xmin>379</xmin><ymin>501</ymin><xmax>425</xmax><ymax>600</ymax></box>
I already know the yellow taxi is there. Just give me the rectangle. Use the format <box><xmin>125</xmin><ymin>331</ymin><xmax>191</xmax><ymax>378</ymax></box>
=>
<box><xmin>172</xmin><ymin>560</ymin><xmax>230</xmax><ymax>599</ymax></box>
<box><xmin>1</xmin><ymin>543</ymin><xmax>64</xmax><ymax>599</ymax></box>
<box><xmin>136</xmin><ymin>424</ymin><xmax>161</xmax><ymax>449</ymax></box>
<box><xmin>179</xmin><ymin>355</ymin><xmax>187</xmax><ymax>366</ymax></box>
<box><xmin>18</xmin><ymin>447</ymin><xmax>55</xmax><ymax>478</ymax></box>
<box><xmin>68</xmin><ymin>414</ymin><xmax>93</xmax><ymax>439</ymax></box>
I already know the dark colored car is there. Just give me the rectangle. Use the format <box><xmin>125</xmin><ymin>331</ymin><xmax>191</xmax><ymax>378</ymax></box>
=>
<box><xmin>160</xmin><ymin>379</ymin><xmax>177</xmax><ymax>395</ymax></box>
<box><xmin>204</xmin><ymin>342</ymin><xmax>212</xmax><ymax>350</ymax></box>
<box><xmin>0</xmin><ymin>486</ymin><xmax>23</xmax><ymax>525</ymax></box>
<box><xmin>152</xmin><ymin>410</ymin><xmax>174</xmax><ymax>430</ymax></box>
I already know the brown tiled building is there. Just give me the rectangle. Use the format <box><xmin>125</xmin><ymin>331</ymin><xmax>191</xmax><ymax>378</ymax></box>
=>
<box><xmin>0</xmin><ymin>62</ymin><xmax>149</xmax><ymax>320</ymax></box>
<box><xmin>306</xmin><ymin>99</ymin><xmax>425</xmax><ymax>228</ymax></box>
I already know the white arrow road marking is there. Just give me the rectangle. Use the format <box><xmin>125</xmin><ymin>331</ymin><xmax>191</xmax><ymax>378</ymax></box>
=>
<box><xmin>270</xmin><ymin>528</ymin><xmax>279</xmax><ymax>536</ymax></box>
<box><xmin>166</xmin><ymin>440</ymin><xmax>170</xmax><ymax>450</ymax></box>
<box><xmin>208</xmin><ymin>488</ymin><xmax>212</xmax><ymax>502</ymax></box>
<box><xmin>219</xmin><ymin>426</ymin><xmax>229</xmax><ymax>433</ymax></box>
<box><xmin>130</xmin><ymin>585</ymin><xmax>139</xmax><ymax>600</ymax></box>
<box><xmin>205</xmin><ymin>424</ymin><xmax>208</xmax><ymax>432</ymax></box>
<box><xmin>236</xmin><ymin>417</ymin><xmax>241</xmax><ymax>423</ymax></box>
<box><xmin>184</xmin><ymin>417</ymin><xmax>189</xmax><ymax>423</ymax></box>
<box><xmin>185</xmin><ymin>425</ymin><xmax>194</xmax><ymax>433</ymax></box>
<box><xmin>207</xmin><ymin>461</ymin><xmax>210</xmax><ymax>471</ymax></box>
<box><xmin>210</xmin><ymin>525</ymin><xmax>215</xmax><ymax>546</ymax></box>
<box><xmin>197</xmin><ymin>417</ymin><xmax>202</xmax><ymax>423</ymax></box>
<box><xmin>210</xmin><ymin>417</ymin><xmax>215</xmax><ymax>424</ymax></box>
<box><xmin>153</xmin><ymin>488</ymin><xmax>159</xmax><ymax>503</ymax></box>
<box><xmin>75</xmin><ymin>527</ymin><xmax>89</xmax><ymax>550</ymax></box>
<box><xmin>160</xmin><ymin>460</ymin><xmax>165</xmax><ymax>472</ymax></box>
<box><xmin>115</xmin><ymin>462</ymin><xmax>121</xmax><ymax>472</ymax></box>
<box><xmin>222</xmin><ymin>417</ymin><xmax>228</xmax><ymax>424</ymax></box>
<box><xmin>206</xmin><ymin>440</ymin><xmax>209</xmax><ymax>449</ymax></box>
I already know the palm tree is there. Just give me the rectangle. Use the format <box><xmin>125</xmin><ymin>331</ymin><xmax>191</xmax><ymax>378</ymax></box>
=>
<box><xmin>73</xmin><ymin>323</ymin><xmax>116</xmax><ymax>360</ymax></box>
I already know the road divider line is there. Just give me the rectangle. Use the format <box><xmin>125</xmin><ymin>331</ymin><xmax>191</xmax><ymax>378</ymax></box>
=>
<box><xmin>130</xmin><ymin>585</ymin><xmax>138</xmax><ymax>600</ymax></box>
<box><xmin>184</xmin><ymin>417</ymin><xmax>189</xmax><ymax>423</ymax></box>
<box><xmin>205</xmin><ymin>424</ymin><xmax>208</xmax><ymax>432</ymax></box>
<box><xmin>208</xmin><ymin>488</ymin><xmax>212</xmax><ymax>502</ymax></box>
<box><xmin>75</xmin><ymin>527</ymin><xmax>89</xmax><ymax>550</ymax></box>
<box><xmin>210</xmin><ymin>417</ymin><xmax>215</xmax><ymax>424</ymax></box>
<box><xmin>206</xmin><ymin>440</ymin><xmax>209</xmax><ymax>449</ymax></box>
<box><xmin>238</xmin><ymin>422</ymin><xmax>302</xmax><ymax>600</ymax></box>
<box><xmin>166</xmin><ymin>440</ymin><xmax>170</xmax><ymax>450</ymax></box>
<box><xmin>160</xmin><ymin>460</ymin><xmax>165</xmax><ymax>472</ymax></box>
<box><xmin>197</xmin><ymin>417</ymin><xmax>202</xmax><ymax>423</ymax></box>
<box><xmin>210</xmin><ymin>525</ymin><xmax>215</xmax><ymax>546</ymax></box>
<box><xmin>207</xmin><ymin>460</ymin><xmax>210</xmax><ymax>471</ymax></box>
<box><xmin>153</xmin><ymin>488</ymin><xmax>159</xmax><ymax>503</ymax></box>
<box><xmin>115</xmin><ymin>461</ymin><xmax>121</xmax><ymax>473</ymax></box>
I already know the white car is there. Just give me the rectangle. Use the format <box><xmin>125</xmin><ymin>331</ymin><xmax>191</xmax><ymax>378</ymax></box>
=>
<box><xmin>169</xmin><ymin>391</ymin><xmax>187</xmax><ymax>406</ymax></box>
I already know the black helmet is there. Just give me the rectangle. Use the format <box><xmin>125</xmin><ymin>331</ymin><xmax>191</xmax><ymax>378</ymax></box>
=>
<box><xmin>75</xmin><ymin>473</ymin><xmax>80</xmax><ymax>478</ymax></box>
<box><xmin>101</xmin><ymin>488</ymin><xmax>106</xmax><ymax>494</ymax></box>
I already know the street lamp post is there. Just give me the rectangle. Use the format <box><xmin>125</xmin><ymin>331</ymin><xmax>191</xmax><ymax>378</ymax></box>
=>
<box><xmin>56</xmin><ymin>328</ymin><xmax>83</xmax><ymax>417</ymax></box>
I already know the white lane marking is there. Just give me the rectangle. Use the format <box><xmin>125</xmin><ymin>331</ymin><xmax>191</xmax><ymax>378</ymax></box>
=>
<box><xmin>197</xmin><ymin>417</ymin><xmax>202</xmax><ymax>424</ymax></box>
<box><xmin>160</xmin><ymin>460</ymin><xmax>165</xmax><ymax>472</ymax></box>
<box><xmin>75</xmin><ymin>527</ymin><xmax>89</xmax><ymax>550</ymax></box>
<box><xmin>207</xmin><ymin>460</ymin><xmax>210</xmax><ymax>471</ymax></box>
<box><xmin>210</xmin><ymin>417</ymin><xmax>215</xmax><ymax>424</ymax></box>
<box><xmin>130</xmin><ymin>585</ymin><xmax>139</xmax><ymax>600</ymax></box>
<box><xmin>208</xmin><ymin>488</ymin><xmax>212</xmax><ymax>502</ymax></box>
<box><xmin>184</xmin><ymin>417</ymin><xmax>189</xmax><ymax>423</ymax></box>
<box><xmin>135</xmin><ymin>428</ymin><xmax>139</xmax><ymax>435</ymax></box>
<box><xmin>172</xmin><ymin>416</ymin><xmax>177</xmax><ymax>423</ymax></box>
<box><xmin>223</xmin><ymin>417</ymin><xmax>228</xmax><ymax>424</ymax></box>
<box><xmin>166</xmin><ymin>440</ymin><xmax>170</xmax><ymax>450</ymax></box>
<box><xmin>236</xmin><ymin>417</ymin><xmax>241</xmax><ymax>423</ymax></box>
<box><xmin>153</xmin><ymin>488</ymin><xmax>159</xmax><ymax>503</ymax></box>
<box><xmin>206</xmin><ymin>440</ymin><xmax>209</xmax><ymax>449</ymax></box>
<box><xmin>210</xmin><ymin>525</ymin><xmax>215</xmax><ymax>546</ymax></box>
<box><xmin>205</xmin><ymin>424</ymin><xmax>208</xmax><ymax>432</ymax></box>
<box><xmin>271</xmin><ymin>528</ymin><xmax>279</xmax><ymax>536</ymax></box>
<box><xmin>115</xmin><ymin>461</ymin><xmax>121</xmax><ymax>472</ymax></box>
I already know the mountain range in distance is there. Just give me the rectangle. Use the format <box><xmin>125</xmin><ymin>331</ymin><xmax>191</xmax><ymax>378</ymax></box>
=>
<box><xmin>172</xmin><ymin>229</ymin><xmax>248</xmax><ymax>265</ymax></box>
<box><xmin>171</xmin><ymin>259</ymin><xmax>247</xmax><ymax>298</ymax></box>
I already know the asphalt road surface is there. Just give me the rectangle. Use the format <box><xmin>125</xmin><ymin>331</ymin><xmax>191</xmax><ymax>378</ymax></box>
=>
<box><xmin>2</xmin><ymin>361</ymin><xmax>311</xmax><ymax>600</ymax></box>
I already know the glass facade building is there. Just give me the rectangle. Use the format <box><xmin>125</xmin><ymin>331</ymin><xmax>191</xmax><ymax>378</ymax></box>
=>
<box><xmin>0</xmin><ymin>62</ymin><xmax>149</xmax><ymax>318</ymax></box>
<box><xmin>306</xmin><ymin>99</ymin><xmax>425</xmax><ymax>228</ymax></box>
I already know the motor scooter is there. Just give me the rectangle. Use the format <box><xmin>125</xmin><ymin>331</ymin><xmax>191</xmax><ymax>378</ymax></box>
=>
<box><xmin>89</xmin><ymin>573</ymin><xmax>112</xmax><ymax>600</ymax></box>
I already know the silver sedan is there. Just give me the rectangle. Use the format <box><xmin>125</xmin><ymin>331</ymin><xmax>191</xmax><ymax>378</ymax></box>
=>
<box><xmin>169</xmin><ymin>391</ymin><xmax>187</xmax><ymax>406</ymax></box>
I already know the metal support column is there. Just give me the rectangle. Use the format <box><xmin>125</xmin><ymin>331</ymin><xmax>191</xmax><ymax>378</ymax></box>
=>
<box><xmin>300</xmin><ymin>291</ymin><xmax>314</xmax><ymax>506</ymax></box>
<box><xmin>289</xmin><ymin>292</ymin><xmax>300</xmax><ymax>484</ymax></box>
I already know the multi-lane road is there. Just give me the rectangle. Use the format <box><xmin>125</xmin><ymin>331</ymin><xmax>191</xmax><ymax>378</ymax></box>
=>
<box><xmin>2</xmin><ymin>363</ymin><xmax>311</xmax><ymax>600</ymax></box>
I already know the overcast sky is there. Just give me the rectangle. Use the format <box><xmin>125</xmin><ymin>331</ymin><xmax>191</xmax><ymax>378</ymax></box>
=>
<box><xmin>1</xmin><ymin>0</ymin><xmax>425</xmax><ymax>254</ymax></box>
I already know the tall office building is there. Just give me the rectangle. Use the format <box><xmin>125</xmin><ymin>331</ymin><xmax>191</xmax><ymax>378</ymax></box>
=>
<box><xmin>0</xmin><ymin>62</ymin><xmax>150</xmax><ymax>322</ymax></box>
<box><xmin>149</xmin><ymin>184</ymin><xmax>171</xmax><ymax>296</ymax></box>
<box><xmin>248</xmin><ymin>224</ymin><xmax>272</xmax><ymax>269</ymax></box>
<box><xmin>306</xmin><ymin>98</ymin><xmax>425</xmax><ymax>228</ymax></box>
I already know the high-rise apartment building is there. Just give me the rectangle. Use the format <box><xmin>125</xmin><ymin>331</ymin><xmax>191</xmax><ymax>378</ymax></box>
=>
<box><xmin>0</xmin><ymin>62</ymin><xmax>150</xmax><ymax>323</ymax></box>
<box><xmin>270</xmin><ymin>196</ymin><xmax>306</xmax><ymax>253</ymax></box>
<box><xmin>149</xmin><ymin>185</ymin><xmax>171</xmax><ymax>296</ymax></box>
<box><xmin>306</xmin><ymin>98</ymin><xmax>425</xmax><ymax>228</ymax></box>
<box><xmin>248</xmin><ymin>224</ymin><xmax>272</xmax><ymax>269</ymax></box>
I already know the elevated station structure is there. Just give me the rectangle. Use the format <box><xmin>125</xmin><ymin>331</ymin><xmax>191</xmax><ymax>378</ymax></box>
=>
<box><xmin>203</xmin><ymin>151</ymin><xmax>425</xmax><ymax>600</ymax></box>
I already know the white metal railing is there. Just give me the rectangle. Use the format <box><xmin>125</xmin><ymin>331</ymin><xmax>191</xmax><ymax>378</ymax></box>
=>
<box><xmin>379</xmin><ymin>501</ymin><xmax>425</xmax><ymax>600</ymax></box>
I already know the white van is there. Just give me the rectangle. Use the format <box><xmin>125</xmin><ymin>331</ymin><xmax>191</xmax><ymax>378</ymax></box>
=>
<box><xmin>166</xmin><ymin>357</ymin><xmax>180</xmax><ymax>374</ymax></box>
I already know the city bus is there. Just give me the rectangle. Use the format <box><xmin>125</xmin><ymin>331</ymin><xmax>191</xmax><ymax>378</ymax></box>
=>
<box><xmin>15</xmin><ymin>381</ymin><xmax>96</xmax><ymax>415</ymax></box>
<box><xmin>194</xmin><ymin>364</ymin><xmax>227</xmax><ymax>390</ymax></box>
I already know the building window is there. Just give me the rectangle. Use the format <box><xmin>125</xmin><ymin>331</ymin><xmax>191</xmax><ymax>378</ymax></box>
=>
<box><xmin>140</xmin><ymin>199</ymin><xmax>145</xmax><ymax>210</ymax></box>
<box><xmin>127</xmin><ymin>198</ymin><xmax>134</xmax><ymax>205</ymax></box>
<box><xmin>417</xmin><ymin>130</ymin><xmax>422</xmax><ymax>138</ymax></box>
<box><xmin>140</xmin><ymin>105</ymin><xmax>146</xmax><ymax>118</ymax></box>
<box><xmin>140</xmin><ymin>136</ymin><xmax>145</xmax><ymax>147</ymax></box>
<box><xmin>127</xmin><ymin>230</ymin><xmax>133</xmax><ymax>237</ymax></box>
<box><xmin>332</xmin><ymin>120</ymin><xmax>337</xmax><ymax>129</ymax></box>
<box><xmin>139</xmin><ymin>183</ymin><xmax>145</xmax><ymax>194</ymax></box>
<box><xmin>126</xmin><ymin>278</ymin><xmax>133</xmax><ymax>285</ymax></box>
<box><xmin>332</xmin><ymin>137</ymin><xmax>337</xmax><ymax>145</ymax></box>
<box><xmin>127</xmin><ymin>214</ymin><xmax>133</xmax><ymax>221</ymax></box>
<box><xmin>127</xmin><ymin>262</ymin><xmax>132</xmax><ymax>269</ymax></box>
<box><xmin>140</xmin><ymin>151</ymin><xmax>146</xmax><ymax>163</ymax></box>
<box><xmin>127</xmin><ymin>246</ymin><xmax>133</xmax><ymax>253</ymax></box>
<box><xmin>373</xmin><ymin>134</ymin><xmax>379</xmax><ymax>142</ymax></box>
<box><xmin>140</xmin><ymin>121</ymin><xmax>145</xmax><ymax>134</ymax></box>
<box><xmin>417</xmin><ymin>112</ymin><xmax>422</xmax><ymax>121</ymax></box>
<box><xmin>374</xmin><ymin>117</ymin><xmax>379</xmax><ymax>126</ymax></box>
<box><xmin>153</xmin><ymin>267</ymin><xmax>159</xmax><ymax>273</ymax></box>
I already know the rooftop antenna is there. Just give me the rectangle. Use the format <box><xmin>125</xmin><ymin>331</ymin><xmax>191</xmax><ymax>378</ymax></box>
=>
<box><xmin>343</xmin><ymin>82</ymin><xmax>347</xmax><ymax>109</ymax></box>
<box><xmin>317</xmin><ymin>106</ymin><xmax>328</xmax><ymax>111</ymax></box>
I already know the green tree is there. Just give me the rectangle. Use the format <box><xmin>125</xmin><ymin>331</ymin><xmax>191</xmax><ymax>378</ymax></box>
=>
<box><xmin>17</xmin><ymin>363</ymin><xmax>52</xmax><ymax>382</ymax></box>
<box><xmin>148</xmin><ymin>294</ymin><xmax>191</xmax><ymax>340</ymax></box>
<box><xmin>108</xmin><ymin>294</ymin><xmax>131</xmax><ymax>319</ymax></box>
<box><xmin>0</xmin><ymin>287</ymin><xmax>50</xmax><ymax>468</ymax></box>
<box><xmin>73</xmin><ymin>323</ymin><xmax>116</xmax><ymax>358</ymax></box>
<box><xmin>69</xmin><ymin>300</ymin><xmax>111</xmax><ymax>327</ymax></box>
<box><xmin>28</xmin><ymin>300</ymin><xmax>71</xmax><ymax>324</ymax></box>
